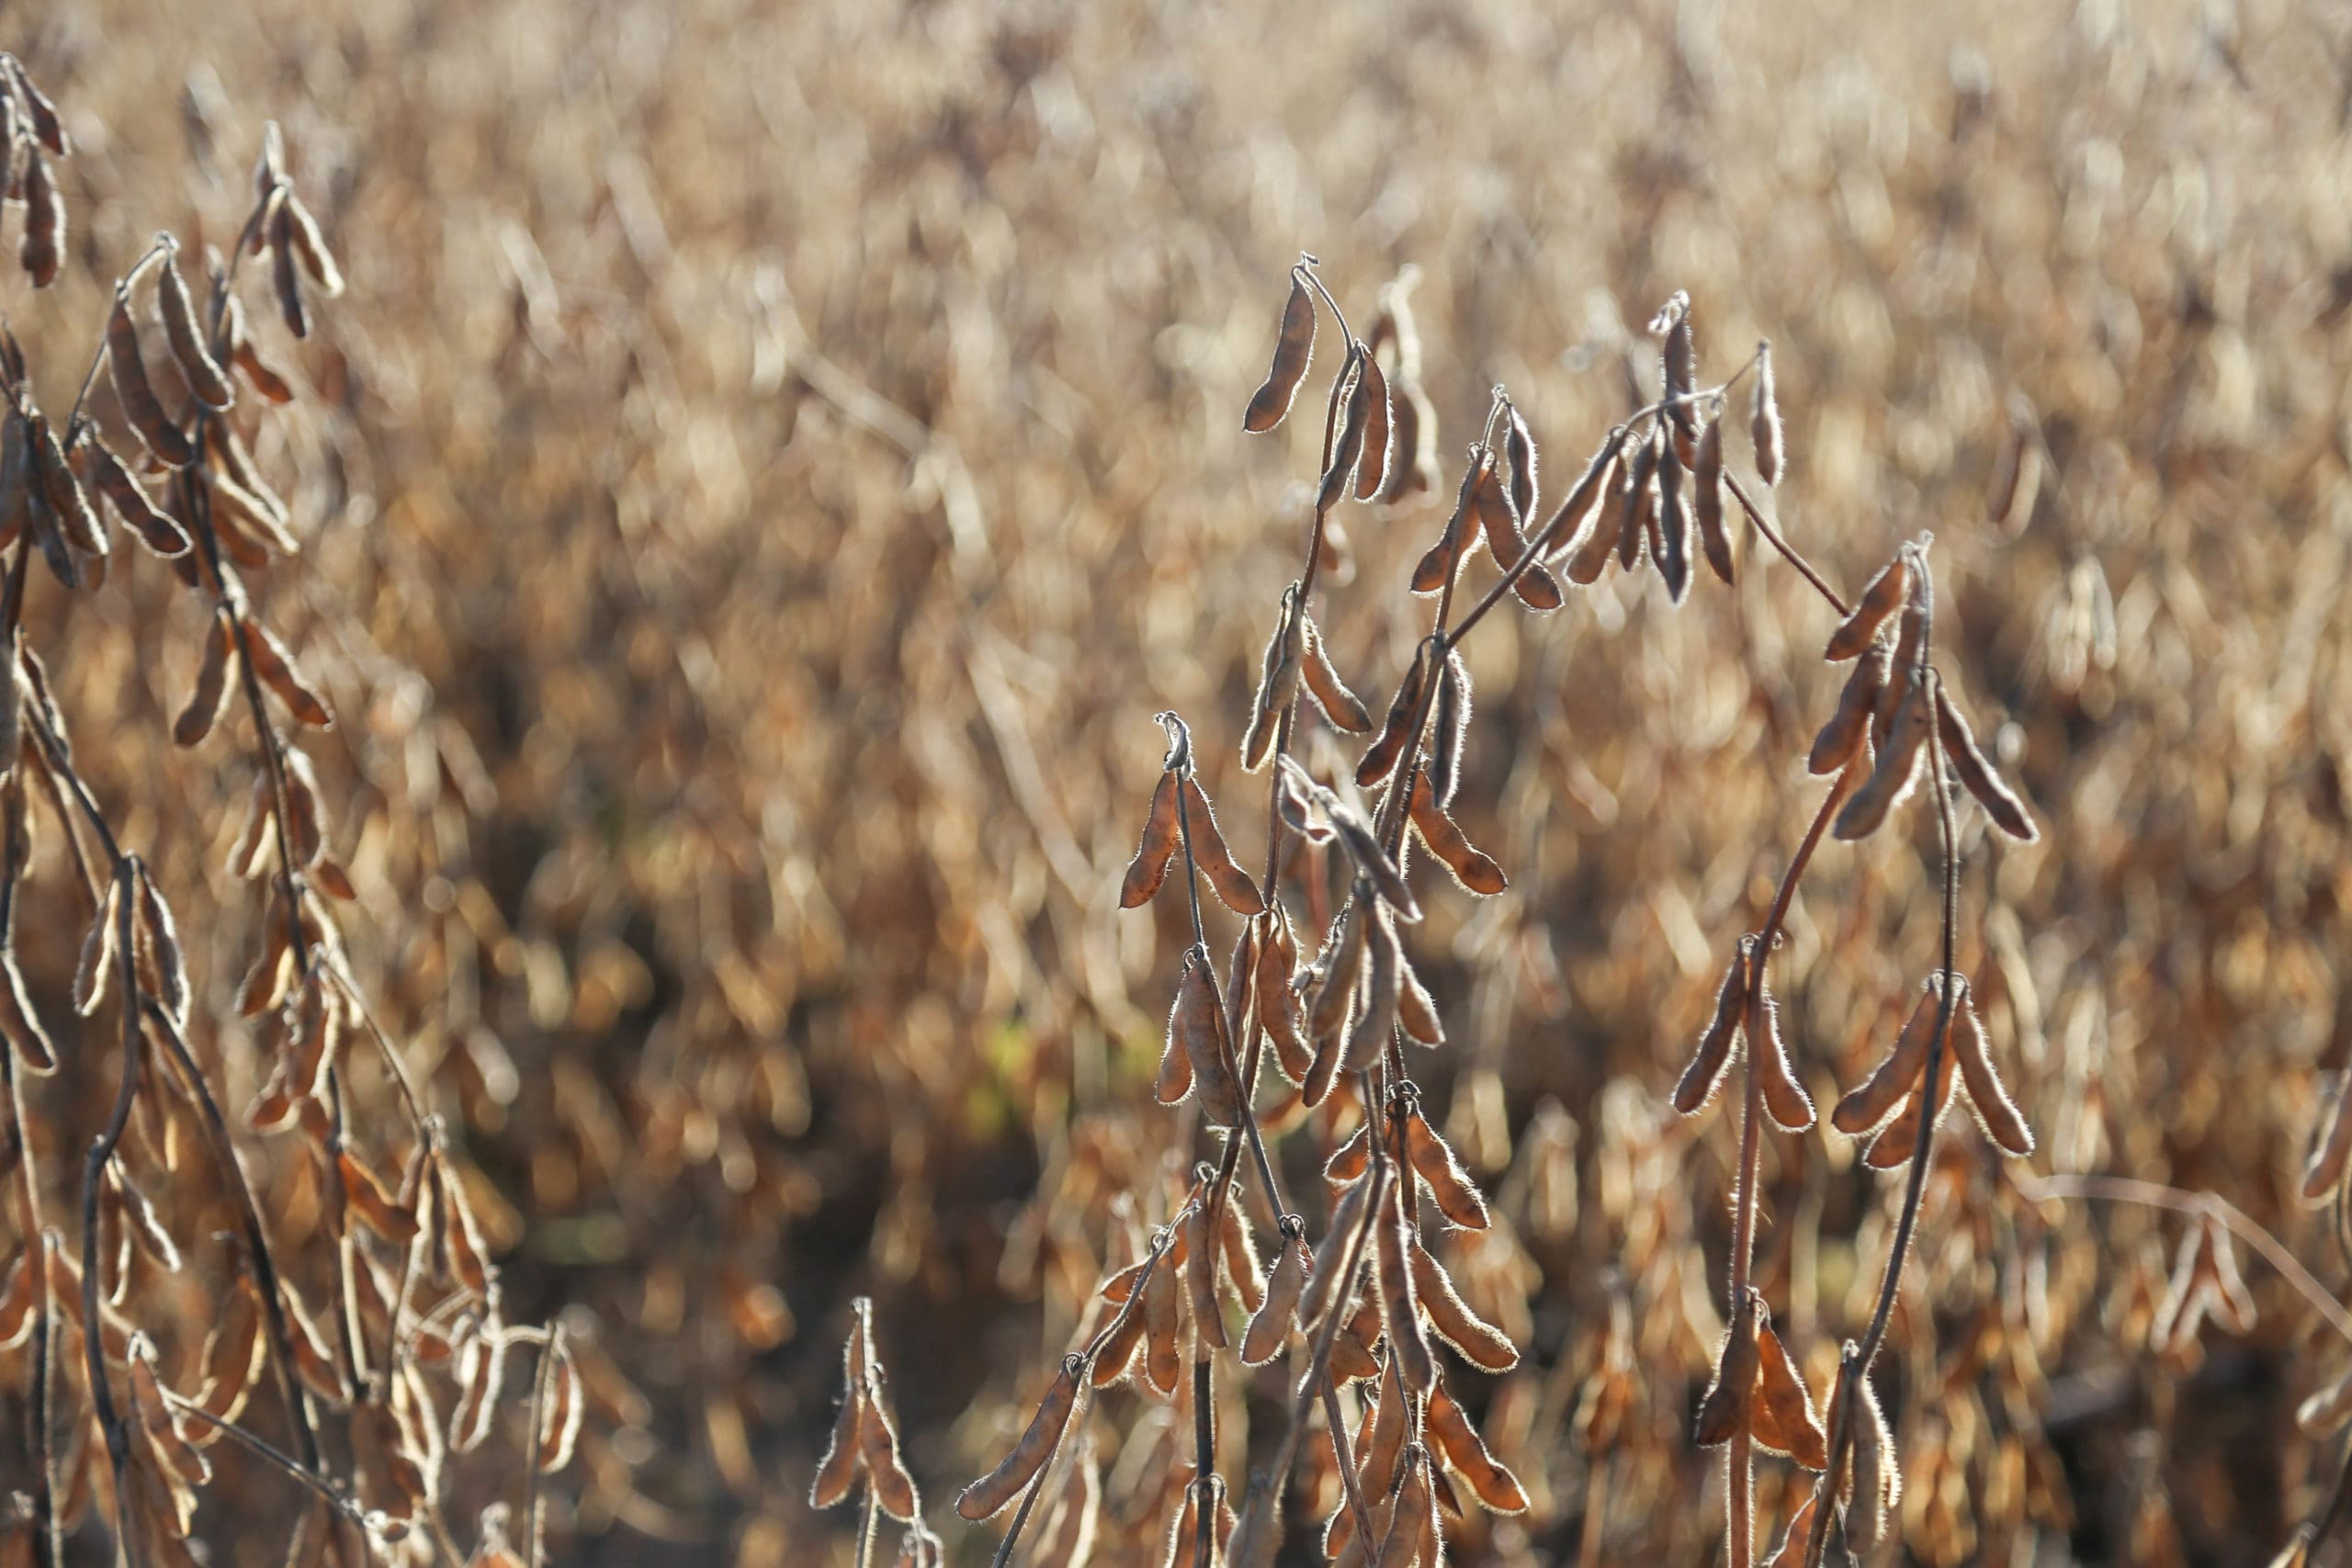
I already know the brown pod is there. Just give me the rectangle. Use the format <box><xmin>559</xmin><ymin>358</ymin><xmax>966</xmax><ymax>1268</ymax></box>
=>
<box><xmin>1180</xmin><ymin>955</ymin><xmax>1241</xmax><ymax>1122</ymax></box>
<box><xmin>1242</xmin><ymin>1233</ymin><xmax>1308</xmax><ymax>1365</ymax></box>
<box><xmin>228</xmin><ymin>299</ymin><xmax>298</xmax><ymax>404</ymax></box>
<box><xmin>1693</xmin><ymin>1292</ymin><xmax>1759</xmax><ymax>1448</ymax></box>
<box><xmin>2304</xmin><ymin>1077</ymin><xmax>2352</xmax><ymax>1203</ymax></box>
<box><xmin>1259</xmin><ymin>914</ymin><xmax>1314</xmax><ymax>1084</ymax></box>
<box><xmin>1833</xmin><ymin>682</ymin><xmax>1929</xmax><ymax>840</ymax></box>
<box><xmin>1808</xmin><ymin>637</ymin><xmax>1890</xmax><ymax>775</ymax></box>
<box><xmin>1834</xmin><ymin>979</ymin><xmax>1944</xmax><ymax>1134</ymax></box>
<box><xmin>1298</xmin><ymin>1174</ymin><xmax>1370</xmax><ymax>1333</ymax></box>
<box><xmin>1428</xmin><ymin>649</ymin><xmax>1470</xmax><ymax>807</ymax></box>
<box><xmin>1659</xmin><ymin>293</ymin><xmax>1696</xmax><ymax>436</ymax></box>
<box><xmin>1934</xmin><ymin>682</ymin><xmax>2038</xmax><ymax>841</ymax></box>
<box><xmin>1863</xmin><ymin>1050</ymin><xmax>1955</xmax><ymax>1169</ymax></box>
<box><xmin>1219</xmin><ymin>1196</ymin><xmax>1264</xmax><ymax>1311</ymax></box>
<box><xmin>1843</xmin><ymin>1371</ymin><xmax>1900</xmax><ymax>1550</ymax></box>
<box><xmin>1120</xmin><ymin>773</ymin><xmax>1182</xmax><ymax>908</ymax></box>
<box><xmin>1381</xmin><ymin>376</ymin><xmax>1439</xmax><ymax>504</ymax></box>
<box><xmin>1376</xmin><ymin>1181</ymin><xmax>1435</xmax><ymax>1394</ymax></box>
<box><xmin>1407</xmin><ymin>773</ymin><xmax>1505</xmax><ymax>896</ymax></box>
<box><xmin>1326</xmin><ymin>1124</ymin><xmax>1372</xmax><ymax>1185</ymax></box>
<box><xmin>1343</xmin><ymin>901</ymin><xmax>1401</xmax><ymax>1072</ymax></box>
<box><xmin>1476</xmin><ymin>455</ymin><xmax>1564</xmax><ymax>611</ymax></box>
<box><xmin>158</xmin><ymin>251</ymin><xmax>234</xmax><ymax>411</ymax></box>
<box><xmin>1183</xmin><ymin>1202</ymin><xmax>1227</xmax><ymax>1351</ymax></box>
<box><xmin>1695</xmin><ymin>420</ymin><xmax>1735</xmax><ymax>590</ymax></box>
<box><xmin>1181</xmin><ymin>776</ymin><xmax>1266</xmax><ymax>914</ymax></box>
<box><xmin>0</xmin><ymin>410</ymin><xmax>30</xmax><ymax>545</ymax></box>
<box><xmin>1317</xmin><ymin>355</ymin><xmax>1374</xmax><ymax>513</ymax></box>
<box><xmin>1749</xmin><ymin>1314</ymin><xmax>1826</xmax><ymax>1469</ymax></box>
<box><xmin>1412</xmin><ymin>449</ymin><xmax>1488</xmax><ymax>592</ymax></box>
<box><xmin>1562</xmin><ymin>443</ymin><xmax>1628</xmax><ymax>585</ymax></box>
<box><xmin>1244</xmin><ymin>271</ymin><xmax>1317</xmax><ymax>434</ymax></box>
<box><xmin>1241</xmin><ymin>589</ymin><xmax>1306</xmax><ymax>771</ymax></box>
<box><xmin>1352</xmin><ymin>350</ymin><xmax>1395</xmax><ymax>502</ymax></box>
<box><xmin>1357</xmin><ymin>1356</ymin><xmax>1408</xmax><ymax>1515</ymax></box>
<box><xmin>1655</xmin><ymin>431</ymin><xmax>1691</xmax><ymax>604</ymax></box>
<box><xmin>1826</xmin><ymin>556</ymin><xmax>1910</xmax><ymax>661</ymax></box>
<box><xmin>1502</xmin><ymin>402</ymin><xmax>1540</xmax><ymax>520</ymax></box>
<box><xmin>956</xmin><ymin>1359</ymin><xmax>1081</xmax><ymax>1520</ymax></box>
<box><xmin>1617</xmin><ymin>430</ymin><xmax>1659</xmax><ymax>570</ymax></box>
<box><xmin>857</xmin><ymin>1397</ymin><xmax>918</xmax><ymax>1519</ymax></box>
<box><xmin>1404</xmin><ymin>1104</ymin><xmax>1489</xmax><ymax>1230</ymax></box>
<box><xmin>8</xmin><ymin>61</ymin><xmax>69</xmax><ymax>156</ymax></box>
<box><xmin>1750</xmin><ymin>980</ymin><xmax>1815</xmax><ymax>1134</ymax></box>
<box><xmin>1374</xmin><ymin>1451</ymin><xmax>1433</xmax><ymax>1568</ymax></box>
<box><xmin>1409</xmin><ymin>1238</ymin><xmax>1516</xmax><ymax>1371</ymax></box>
<box><xmin>1154</xmin><ymin>961</ymin><xmax>1199</xmax><ymax>1108</ymax></box>
<box><xmin>175</xmin><ymin>608</ymin><xmax>238</xmax><ymax>748</ymax></box>
<box><xmin>1143</xmin><ymin>1248</ymin><xmax>1180</xmax><ymax>1396</ymax></box>
<box><xmin>19</xmin><ymin>150</ymin><xmax>62</xmax><ymax>288</ymax></box>
<box><xmin>1751</xmin><ymin>341</ymin><xmax>1782</xmax><ymax>486</ymax></box>
<box><xmin>1396</xmin><ymin>957</ymin><xmax>1442</xmax><ymax>1047</ymax></box>
<box><xmin>31</xmin><ymin>417</ymin><xmax>103</xmax><ymax>558</ymax></box>
<box><xmin>1091</xmin><ymin>1289</ymin><xmax>1148</xmax><ymax>1387</ymax></box>
<box><xmin>1356</xmin><ymin>645</ymin><xmax>1430</xmax><ymax>788</ymax></box>
<box><xmin>1309</xmin><ymin>904</ymin><xmax>1365</xmax><ymax>1043</ymax></box>
<box><xmin>107</xmin><ymin>300</ymin><xmax>196</xmax><ymax>467</ymax></box>
<box><xmin>1426</xmin><ymin>1382</ymin><xmax>1527</xmax><ymax>1512</ymax></box>
<box><xmin>1540</xmin><ymin>427</ymin><xmax>1627</xmax><ymax>559</ymax></box>
<box><xmin>1674</xmin><ymin>941</ymin><xmax>1752</xmax><ymax>1115</ymax></box>
<box><xmin>88</xmin><ymin>442</ymin><xmax>190</xmax><ymax>558</ymax></box>
<box><xmin>282</xmin><ymin>196</ymin><xmax>345</xmax><ymax>296</ymax></box>
<box><xmin>1300</xmin><ymin>615</ymin><xmax>1373</xmax><ymax>732</ymax></box>
<box><xmin>1950</xmin><ymin>982</ymin><xmax>2032</xmax><ymax>1156</ymax></box>
<box><xmin>239</xmin><ymin>619</ymin><xmax>334</xmax><ymax>728</ymax></box>
<box><xmin>270</xmin><ymin>198</ymin><xmax>311</xmax><ymax>340</ymax></box>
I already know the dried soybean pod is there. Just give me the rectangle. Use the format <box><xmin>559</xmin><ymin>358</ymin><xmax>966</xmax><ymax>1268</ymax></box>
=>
<box><xmin>1091</xmin><ymin>1289</ymin><xmax>1147</xmax><ymax>1387</ymax></box>
<box><xmin>239</xmin><ymin>619</ymin><xmax>334</xmax><ymax>728</ymax></box>
<box><xmin>2304</xmin><ymin>1078</ymin><xmax>2352</xmax><ymax>1202</ymax></box>
<box><xmin>1935</xmin><ymin>682</ymin><xmax>2037</xmax><ymax>840</ymax></box>
<box><xmin>1864</xmin><ymin>1050</ymin><xmax>1954</xmax><ymax>1170</ymax></box>
<box><xmin>1375</xmin><ymin>1180</ymin><xmax>1435</xmax><ymax>1394</ymax></box>
<box><xmin>1693</xmin><ymin>414</ymin><xmax>1734</xmax><ymax>585</ymax></box>
<box><xmin>1673</xmin><ymin>941</ymin><xmax>1751</xmax><ymax>1116</ymax></box>
<box><xmin>1426</xmin><ymin>1382</ymin><xmax>1526</xmax><ymax>1511</ymax></box>
<box><xmin>1410</xmin><ymin>455</ymin><xmax>1485</xmax><ymax>594</ymax></box>
<box><xmin>282</xmin><ymin>196</ymin><xmax>344</xmax><ymax>296</ymax></box>
<box><xmin>1658</xmin><ymin>292</ymin><xmax>1696</xmax><ymax>440</ymax></box>
<box><xmin>1396</xmin><ymin>958</ymin><xmax>1442</xmax><ymax>1048</ymax></box>
<box><xmin>108</xmin><ymin>299</ymin><xmax>196</xmax><ymax>468</ymax></box>
<box><xmin>31</xmin><ymin>417</ymin><xmax>103</xmax><ymax>558</ymax></box>
<box><xmin>1357</xmin><ymin>1354</ymin><xmax>1408</xmax><ymax>1509</ymax></box>
<box><xmin>225</xmin><ymin>294</ymin><xmax>297</xmax><ymax>403</ymax></box>
<box><xmin>271</xmin><ymin>198</ymin><xmax>310</xmax><ymax>340</ymax></box>
<box><xmin>88</xmin><ymin>442</ymin><xmax>191</xmax><ymax>558</ymax></box>
<box><xmin>1244</xmin><ymin>270</ymin><xmax>1317</xmax><ymax>434</ymax></box>
<box><xmin>1562</xmin><ymin>457</ymin><xmax>1626</xmax><ymax>587</ymax></box>
<box><xmin>1317</xmin><ymin>353</ymin><xmax>1374</xmax><ymax>512</ymax></box>
<box><xmin>1242</xmin><ymin>1230</ymin><xmax>1307</xmax><ymax>1365</ymax></box>
<box><xmin>1154</xmin><ymin>968</ymin><xmax>1197</xmax><ymax>1107</ymax></box>
<box><xmin>1183</xmin><ymin>1202</ymin><xmax>1227</xmax><ymax>1350</ymax></box>
<box><xmin>1428</xmin><ymin>651</ymin><xmax>1470</xmax><ymax>807</ymax></box>
<box><xmin>1656</xmin><ymin>430</ymin><xmax>1691</xmax><ymax>604</ymax></box>
<box><xmin>1618</xmin><ymin>428</ymin><xmax>1659</xmax><ymax>570</ymax></box>
<box><xmin>0</xmin><ymin>409</ymin><xmax>29</xmax><ymax>545</ymax></box>
<box><xmin>1826</xmin><ymin>556</ymin><xmax>1910</xmax><ymax>660</ymax></box>
<box><xmin>1844</xmin><ymin>1368</ymin><xmax>1900</xmax><ymax>1550</ymax></box>
<box><xmin>1181</xmin><ymin>776</ymin><xmax>1265</xmax><ymax>914</ymax></box>
<box><xmin>1694</xmin><ymin>1292</ymin><xmax>1759</xmax><ymax>1448</ymax></box>
<box><xmin>1298</xmin><ymin>1174</ymin><xmax>1369</xmax><ymax>1333</ymax></box>
<box><xmin>1355</xmin><ymin>645</ymin><xmax>1430</xmax><ymax>789</ymax></box>
<box><xmin>1352</xmin><ymin>350</ymin><xmax>1394</xmax><ymax>502</ymax></box>
<box><xmin>1376</xmin><ymin>1452</ymin><xmax>1434</xmax><ymax>1568</ymax></box>
<box><xmin>8</xmin><ymin>61</ymin><xmax>68</xmax><ymax>156</ymax></box>
<box><xmin>956</xmin><ymin>1357</ymin><xmax>1081</xmax><ymax>1520</ymax></box>
<box><xmin>1834</xmin><ymin>979</ymin><xmax>1942</xmax><ymax>1134</ymax></box>
<box><xmin>1142</xmin><ymin>1247</ymin><xmax>1180</xmax><ymax>1396</ymax></box>
<box><xmin>1300</xmin><ymin>615</ymin><xmax>1373</xmax><ymax>732</ymax></box>
<box><xmin>1502</xmin><ymin>402</ymin><xmax>1539</xmax><ymax>518</ymax></box>
<box><xmin>1404</xmin><ymin>1102</ymin><xmax>1489</xmax><ymax>1231</ymax></box>
<box><xmin>1343</xmin><ymin>900</ymin><xmax>1401</xmax><ymax>1072</ymax></box>
<box><xmin>1120</xmin><ymin>773</ymin><xmax>1182</xmax><ymax>908</ymax></box>
<box><xmin>1259</xmin><ymin>914</ymin><xmax>1314</xmax><ymax>1084</ymax></box>
<box><xmin>1951</xmin><ymin>981</ymin><xmax>2032</xmax><ymax>1156</ymax></box>
<box><xmin>1326</xmin><ymin>1124</ymin><xmax>1372</xmax><ymax>1185</ymax></box>
<box><xmin>1541</xmin><ymin>426</ymin><xmax>1627</xmax><ymax>560</ymax></box>
<box><xmin>1240</xmin><ymin>588</ymin><xmax>1306</xmax><ymax>771</ymax></box>
<box><xmin>1808</xmin><ymin>637</ymin><xmax>1890</xmax><ymax>775</ymax></box>
<box><xmin>1749</xmin><ymin>1314</ymin><xmax>1826</xmax><ymax>1469</ymax></box>
<box><xmin>1409</xmin><ymin>1238</ymin><xmax>1516</xmax><ymax>1371</ymax></box>
<box><xmin>1308</xmin><ymin>903</ymin><xmax>1365</xmax><ymax>1045</ymax></box>
<box><xmin>158</xmin><ymin>250</ymin><xmax>233</xmax><ymax>411</ymax></box>
<box><xmin>19</xmin><ymin>150</ymin><xmax>61</xmax><ymax>288</ymax></box>
<box><xmin>1751</xmin><ymin>340</ymin><xmax>1782</xmax><ymax>485</ymax></box>
<box><xmin>1407</xmin><ymin>773</ymin><xmax>1504</xmax><ymax>896</ymax></box>
<box><xmin>1751</xmin><ymin>979</ymin><xmax>1815</xmax><ymax>1134</ymax></box>
<box><xmin>1331</xmin><ymin>807</ymin><xmax>1419</xmax><ymax>921</ymax></box>
<box><xmin>175</xmin><ymin>608</ymin><xmax>238</xmax><ymax>748</ymax></box>
<box><xmin>1834</xmin><ymin>682</ymin><xmax>1929</xmax><ymax>840</ymax></box>
<box><xmin>1476</xmin><ymin>453</ymin><xmax>1564</xmax><ymax>610</ymax></box>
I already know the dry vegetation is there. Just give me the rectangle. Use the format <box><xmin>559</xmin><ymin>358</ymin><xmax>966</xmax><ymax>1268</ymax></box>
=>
<box><xmin>0</xmin><ymin>0</ymin><xmax>2348</xmax><ymax>1564</ymax></box>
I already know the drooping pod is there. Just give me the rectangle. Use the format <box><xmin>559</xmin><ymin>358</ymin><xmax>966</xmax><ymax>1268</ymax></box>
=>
<box><xmin>1243</xmin><ymin>269</ymin><xmax>1317</xmax><ymax>434</ymax></box>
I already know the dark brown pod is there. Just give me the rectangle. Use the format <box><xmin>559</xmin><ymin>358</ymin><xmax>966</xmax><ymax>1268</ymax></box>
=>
<box><xmin>107</xmin><ymin>300</ymin><xmax>196</xmax><ymax>468</ymax></box>
<box><xmin>1121</xmin><ymin>773</ymin><xmax>1182</xmax><ymax>908</ymax></box>
<box><xmin>1410</xmin><ymin>455</ymin><xmax>1486</xmax><ymax>595</ymax></box>
<box><xmin>1428</xmin><ymin>650</ymin><xmax>1470</xmax><ymax>807</ymax></box>
<box><xmin>1298</xmin><ymin>1173</ymin><xmax>1370</xmax><ymax>1333</ymax></box>
<box><xmin>1243</xmin><ymin>271</ymin><xmax>1317</xmax><ymax>434</ymax></box>
<box><xmin>1673</xmin><ymin>940</ymin><xmax>1752</xmax><ymax>1115</ymax></box>
<box><xmin>1751</xmin><ymin>341</ymin><xmax>1782</xmax><ymax>485</ymax></box>
<box><xmin>1180</xmin><ymin>776</ymin><xmax>1266</xmax><ymax>915</ymax></box>
<box><xmin>1656</xmin><ymin>432</ymin><xmax>1691</xmax><ymax>604</ymax></box>
<box><xmin>239</xmin><ymin>619</ymin><xmax>334</xmax><ymax>728</ymax></box>
<box><xmin>1375</xmin><ymin>1179</ymin><xmax>1435</xmax><ymax>1394</ymax></box>
<box><xmin>1808</xmin><ymin>637</ymin><xmax>1891</xmax><ymax>776</ymax></box>
<box><xmin>158</xmin><ymin>250</ymin><xmax>234</xmax><ymax>411</ymax></box>
<box><xmin>1833</xmin><ymin>682</ymin><xmax>1929</xmax><ymax>840</ymax></box>
<box><xmin>270</xmin><ymin>197</ymin><xmax>311</xmax><ymax>340</ymax></box>
<box><xmin>1693</xmin><ymin>1292</ymin><xmax>1759</xmax><ymax>1449</ymax></box>
<box><xmin>1934</xmin><ymin>682</ymin><xmax>2037</xmax><ymax>841</ymax></box>
<box><xmin>88</xmin><ymin>441</ymin><xmax>191</xmax><ymax>558</ymax></box>
<box><xmin>1241</xmin><ymin>588</ymin><xmax>1306</xmax><ymax>772</ymax></box>
<box><xmin>1316</xmin><ymin>353</ymin><xmax>1374</xmax><ymax>513</ymax></box>
<box><xmin>1355</xmin><ymin>646</ymin><xmax>1430</xmax><ymax>789</ymax></box>
<box><xmin>1826</xmin><ymin>556</ymin><xmax>1910</xmax><ymax>661</ymax></box>
<box><xmin>1351</xmin><ymin>349</ymin><xmax>1394</xmax><ymax>502</ymax></box>
<box><xmin>956</xmin><ymin>1359</ymin><xmax>1080</xmax><ymax>1520</ymax></box>
<box><xmin>1475</xmin><ymin>452</ymin><xmax>1563</xmax><ymax>610</ymax></box>
<box><xmin>19</xmin><ymin>150</ymin><xmax>62</xmax><ymax>288</ymax></box>
<box><xmin>1404</xmin><ymin>1101</ymin><xmax>1489</xmax><ymax>1231</ymax></box>
<box><xmin>1300</xmin><ymin>614</ymin><xmax>1373</xmax><ymax>732</ymax></box>
<box><xmin>1692</xmin><ymin>415</ymin><xmax>1733</xmax><ymax>585</ymax></box>
<box><xmin>1751</xmin><ymin>979</ymin><xmax>1815</xmax><ymax>1134</ymax></box>
<box><xmin>1950</xmin><ymin>980</ymin><xmax>2032</xmax><ymax>1156</ymax></box>
<box><xmin>1833</xmin><ymin>978</ymin><xmax>1944</xmax><ymax>1135</ymax></box>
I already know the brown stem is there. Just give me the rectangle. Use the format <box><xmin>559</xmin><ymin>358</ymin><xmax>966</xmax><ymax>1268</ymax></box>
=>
<box><xmin>80</xmin><ymin>858</ymin><xmax>145</xmax><ymax>1568</ymax></box>
<box><xmin>1722</xmin><ymin>471</ymin><xmax>1849</xmax><ymax>618</ymax></box>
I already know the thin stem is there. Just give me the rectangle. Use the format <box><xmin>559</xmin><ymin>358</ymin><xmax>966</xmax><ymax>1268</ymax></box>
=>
<box><xmin>1722</xmin><ymin>471</ymin><xmax>1849</xmax><ymax>618</ymax></box>
<box><xmin>855</xmin><ymin>1487</ymin><xmax>881</xmax><ymax>1568</ymax></box>
<box><xmin>80</xmin><ymin>858</ymin><xmax>145</xmax><ymax>1568</ymax></box>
